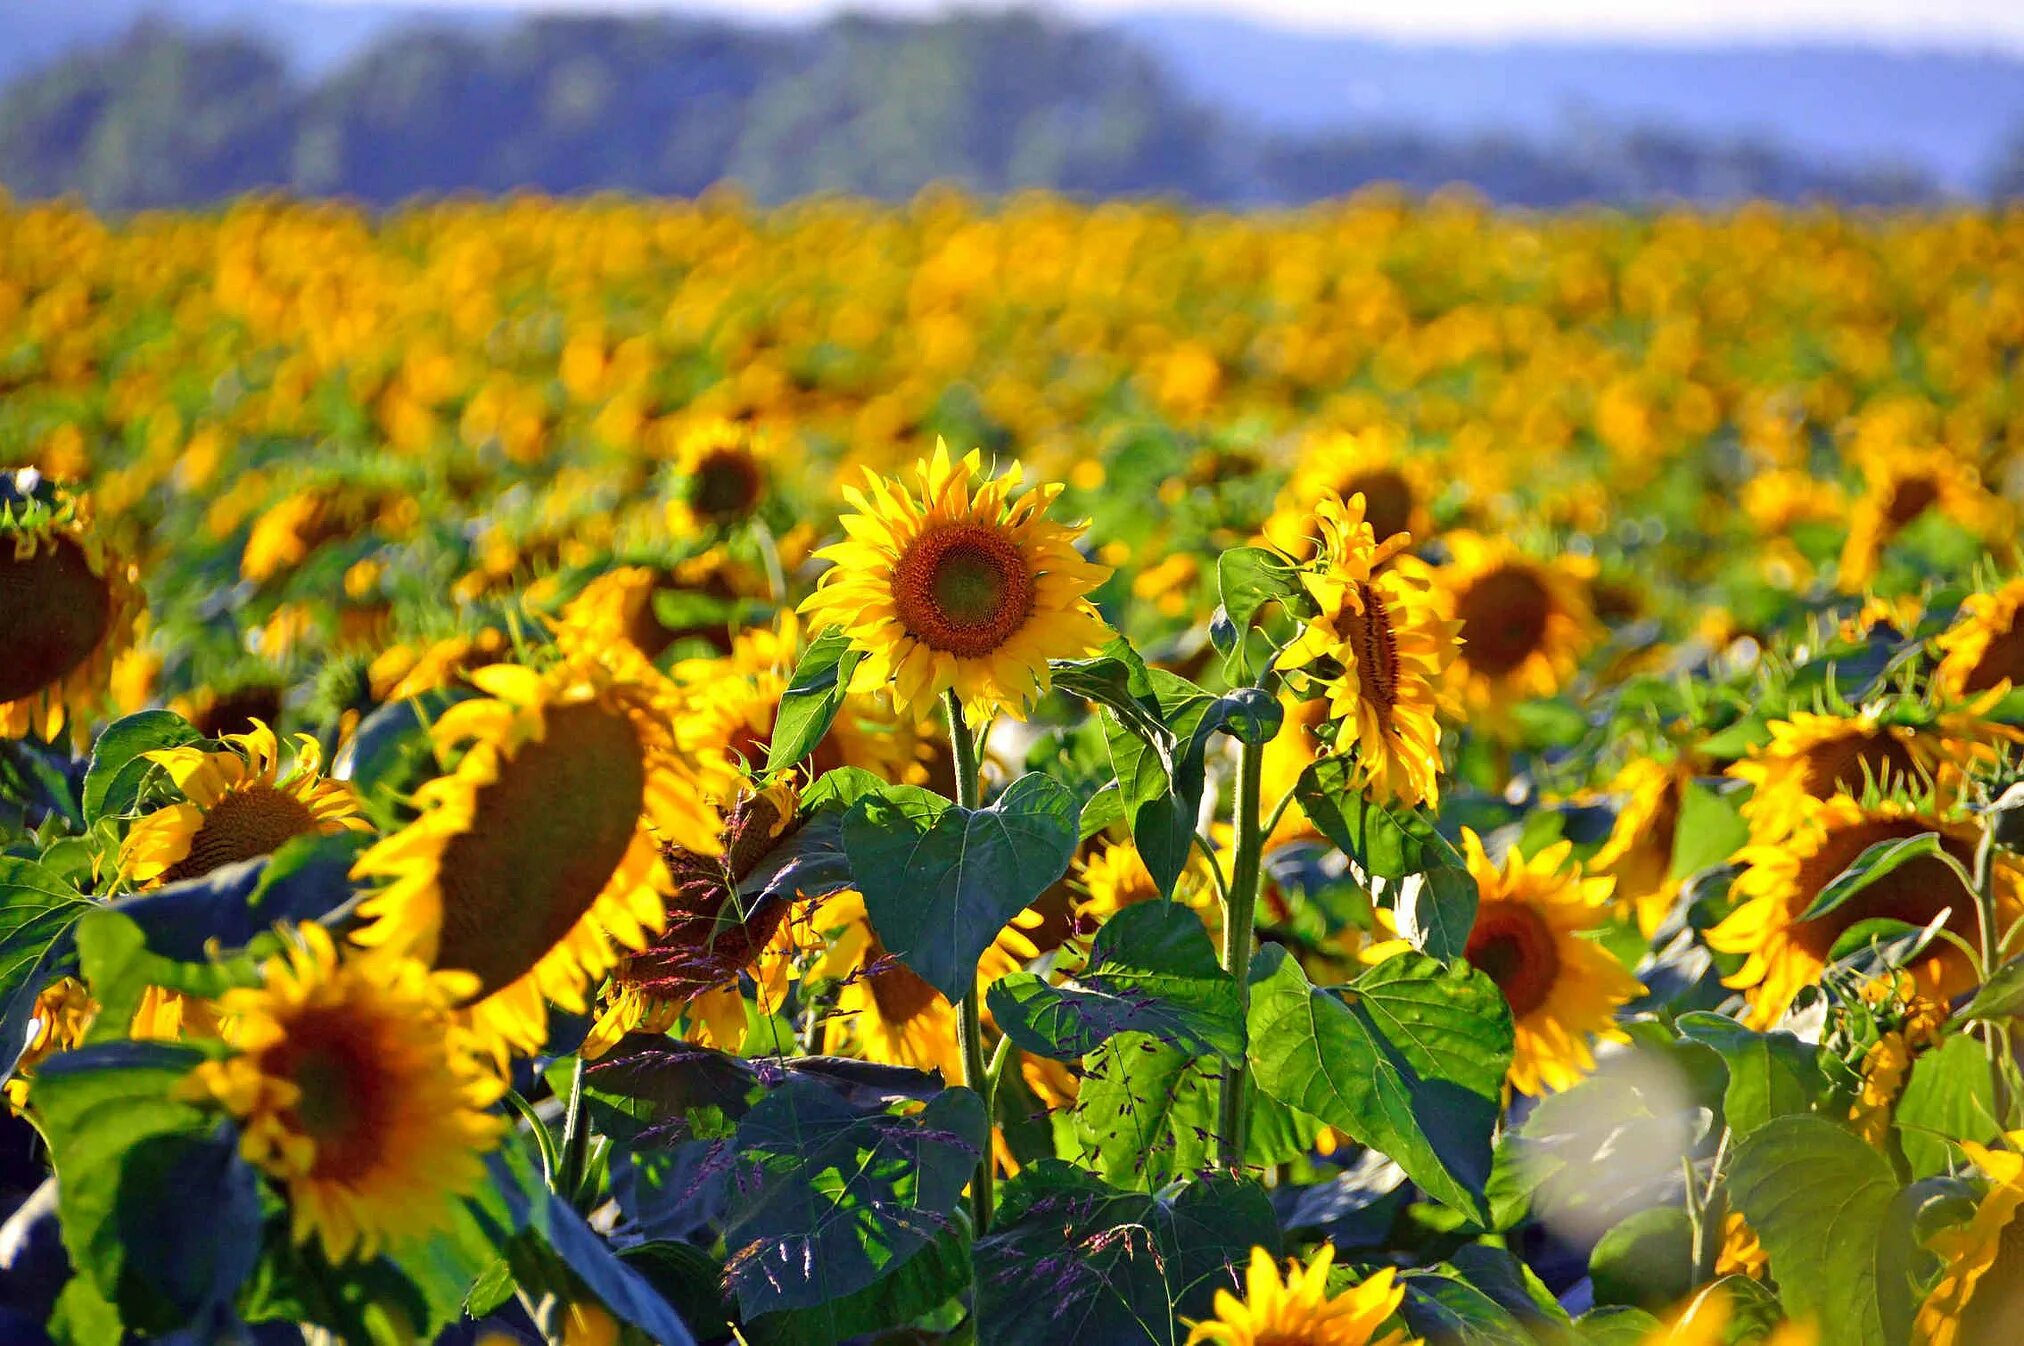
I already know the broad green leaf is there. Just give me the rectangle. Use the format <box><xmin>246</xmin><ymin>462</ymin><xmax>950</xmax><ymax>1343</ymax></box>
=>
<box><xmin>618</xmin><ymin>1242</ymin><xmax>734</xmax><ymax>1344</ymax></box>
<box><xmin>744</xmin><ymin>1227</ymin><xmax>966</xmax><ymax>1345</ymax></box>
<box><xmin>0</xmin><ymin>856</ymin><xmax>91</xmax><ymax>1077</ymax></box>
<box><xmin>1666</xmin><ymin>780</ymin><xmax>1749</xmax><ymax>882</ymax></box>
<box><xmin>976</xmin><ymin>1160</ymin><xmax>1278</xmax><ymax>1346</ymax></box>
<box><xmin>1963</xmin><ymin>954</ymin><xmax>2024</xmax><ymax>1020</ymax></box>
<box><xmin>1217</xmin><ymin>545</ymin><xmax>1317</xmax><ymax>630</ymax></box>
<box><xmin>1799</xmin><ymin>832</ymin><xmax>1953</xmax><ymax>922</ymax></box>
<box><xmin>81</xmin><ymin>710</ymin><xmax>200</xmax><ymax>824</ymax></box>
<box><xmin>1894</xmin><ymin>1033</ymin><xmax>1998</xmax><ymax>1178</ymax></box>
<box><xmin>844</xmin><ymin>773</ymin><xmax>1080</xmax><ymax>1001</ymax></box>
<box><xmin>766</xmin><ymin>626</ymin><xmax>865</xmax><ymax>774</ymax></box>
<box><xmin>1246</xmin><ymin>944</ymin><xmax>1511</xmax><ymax>1222</ymax></box>
<box><xmin>986</xmin><ymin>900</ymin><xmax>1243</xmax><ymax>1061</ymax></box>
<box><xmin>1574</xmin><ymin>1306</ymin><xmax>1666</xmax><ymax>1345</ymax></box>
<box><xmin>1398</xmin><ymin>864</ymin><xmax>1479</xmax><ymax>962</ymax></box>
<box><xmin>73</xmin><ymin>908</ymin><xmax>260</xmax><ymax>1042</ymax></box>
<box><xmin>1675</xmin><ymin>1012</ymin><xmax>1826</xmax><ymax>1137</ymax></box>
<box><xmin>722</xmin><ymin>1078</ymin><xmax>986</xmax><ymax>1317</ymax></box>
<box><xmin>1587</xmin><ymin>1206</ymin><xmax>1694</xmax><ymax>1311</ymax></box>
<box><xmin>1726</xmin><ymin>1115</ymin><xmax>1904</xmax><ymax>1346</ymax></box>
<box><xmin>1295</xmin><ymin>756</ymin><xmax>1459</xmax><ymax>881</ymax></box>
<box><xmin>1399</xmin><ymin>1267</ymin><xmax>1534</xmax><ymax>1346</ymax></box>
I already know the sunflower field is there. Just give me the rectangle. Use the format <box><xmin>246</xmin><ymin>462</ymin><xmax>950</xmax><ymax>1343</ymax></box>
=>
<box><xmin>7</xmin><ymin>189</ymin><xmax>2024</xmax><ymax>1346</ymax></box>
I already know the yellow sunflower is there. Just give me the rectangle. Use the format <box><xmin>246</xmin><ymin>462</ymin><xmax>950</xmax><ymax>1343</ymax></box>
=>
<box><xmin>1839</xmin><ymin>443</ymin><xmax>2010</xmax><ymax>593</ymax></box>
<box><xmin>811</xmin><ymin>888</ymin><xmax>1040</xmax><ymax>1079</ymax></box>
<box><xmin>664</xmin><ymin>418</ymin><xmax>775</xmax><ymax>535</ymax></box>
<box><xmin>1262</xmin><ymin>426</ymin><xmax>1439</xmax><ymax>561</ymax></box>
<box><xmin>1727</xmin><ymin>709</ymin><xmax>2003</xmax><ymax>840</ymax></box>
<box><xmin>1709</xmin><ymin>795</ymin><xmax>2018</xmax><ymax>1028</ymax></box>
<box><xmin>800</xmin><ymin>441</ymin><xmax>1112</xmax><ymax>724</ymax></box>
<box><xmin>367</xmin><ymin>629</ymin><xmax>511</xmax><ymax>704</ymax></box>
<box><xmin>1848</xmin><ymin>993</ymin><xmax>1947</xmax><ymax>1148</ymax></box>
<box><xmin>1643</xmin><ymin>1289</ymin><xmax>1816</xmax><ymax>1346</ymax></box>
<box><xmin>1074</xmin><ymin>835</ymin><xmax>1217</xmax><ymax>926</ymax></box>
<box><xmin>1259</xmin><ymin>693</ymin><xmax>1329</xmax><ymax>844</ymax></box>
<box><xmin>350</xmin><ymin>659</ymin><xmax>704</xmax><ymax>1057</ymax></box>
<box><xmin>1915</xmin><ymin>1131</ymin><xmax>2024</xmax><ymax>1346</ymax></box>
<box><xmin>184</xmin><ymin>924</ymin><xmax>505</xmax><ymax>1262</ymax></box>
<box><xmin>0</xmin><ymin>478</ymin><xmax>143</xmax><ymax>744</ymax></box>
<box><xmin>1588</xmin><ymin>755</ymin><xmax>1695</xmax><ymax>937</ymax></box>
<box><xmin>1936</xmin><ymin>578</ymin><xmax>2024</xmax><ymax>701</ymax></box>
<box><xmin>1432</xmin><ymin>532</ymin><xmax>1598</xmax><ymax>721</ymax></box>
<box><xmin>1457</xmin><ymin>830</ymin><xmax>1641</xmax><ymax>1097</ymax></box>
<box><xmin>4</xmin><ymin>976</ymin><xmax>96</xmax><ymax>1112</ymax></box>
<box><xmin>122</xmin><ymin>722</ymin><xmax>368</xmax><ymax>887</ymax></box>
<box><xmin>1278</xmin><ymin>491</ymin><xmax>1458</xmax><ymax>808</ymax></box>
<box><xmin>1185</xmin><ymin>1245</ymin><xmax>1419</xmax><ymax>1346</ymax></box>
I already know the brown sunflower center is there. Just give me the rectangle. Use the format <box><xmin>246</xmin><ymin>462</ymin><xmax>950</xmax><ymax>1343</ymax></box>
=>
<box><xmin>1959</xmin><ymin>1207</ymin><xmax>2024</xmax><ymax>1343</ymax></box>
<box><xmin>266</xmin><ymin>1007</ymin><xmax>389</xmax><ymax>1182</ymax></box>
<box><xmin>1966</xmin><ymin>615</ymin><xmax>2024</xmax><ymax>694</ymax></box>
<box><xmin>1465</xmin><ymin>899</ymin><xmax>1561</xmax><ymax>1019</ymax></box>
<box><xmin>689</xmin><ymin>448</ymin><xmax>764</xmax><ymax>522</ymax></box>
<box><xmin>434</xmin><ymin>700</ymin><xmax>647</xmax><ymax>996</ymax></box>
<box><xmin>1795</xmin><ymin>730</ymin><xmax>1921</xmax><ymax>800</ymax></box>
<box><xmin>1456</xmin><ymin>564</ymin><xmax>1553</xmax><ymax>679</ymax></box>
<box><xmin>1884</xmin><ymin>474</ymin><xmax>1941</xmax><ymax>529</ymax></box>
<box><xmin>162</xmin><ymin>784</ymin><xmax>321</xmax><ymax>884</ymax></box>
<box><xmin>0</xmin><ymin>535</ymin><xmax>113</xmax><ymax>704</ymax></box>
<box><xmin>192</xmin><ymin>685</ymin><xmax>287</xmax><ymax>740</ymax></box>
<box><xmin>1787</xmin><ymin>818</ymin><xmax>1978</xmax><ymax>962</ymax></box>
<box><xmin>1344</xmin><ymin>467</ymin><xmax>1415</xmax><ymax>545</ymax></box>
<box><xmin>890</xmin><ymin>522</ymin><xmax>1036</xmax><ymax>658</ymax></box>
<box><xmin>1343</xmin><ymin>583</ymin><xmax>1402</xmax><ymax>721</ymax></box>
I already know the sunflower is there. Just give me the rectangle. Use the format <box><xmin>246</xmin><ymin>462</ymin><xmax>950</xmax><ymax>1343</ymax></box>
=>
<box><xmin>184</xmin><ymin>924</ymin><xmax>504</xmax><ymax>1262</ymax></box>
<box><xmin>1458</xmin><ymin>830</ymin><xmax>1640</xmax><ymax>1097</ymax></box>
<box><xmin>800</xmin><ymin>441</ymin><xmax>1111</xmax><ymax>723</ymax></box>
<box><xmin>1263</xmin><ymin>426</ymin><xmax>1439</xmax><ymax>561</ymax></box>
<box><xmin>1915</xmin><ymin>1131</ymin><xmax>2024</xmax><ymax>1346</ymax></box>
<box><xmin>367</xmin><ymin>629</ymin><xmax>510</xmax><ymax>704</ymax></box>
<box><xmin>1184</xmin><ymin>1245</ymin><xmax>1419</xmax><ymax>1346</ymax></box>
<box><xmin>811</xmin><ymin>888</ymin><xmax>1040</xmax><ymax>1079</ymax></box>
<box><xmin>1839</xmin><ymin>444</ymin><xmax>2010</xmax><ymax>593</ymax></box>
<box><xmin>1277</xmin><ymin>491</ymin><xmax>1458</xmax><ymax>808</ymax></box>
<box><xmin>1432</xmin><ymin>532</ymin><xmax>1598</xmax><ymax>720</ymax></box>
<box><xmin>664</xmin><ymin>418</ymin><xmax>775</xmax><ymax>535</ymax></box>
<box><xmin>1709</xmin><ymin>794</ymin><xmax>2018</xmax><ymax>1028</ymax></box>
<box><xmin>1936</xmin><ymin>578</ymin><xmax>2024</xmax><ymax>701</ymax></box>
<box><xmin>1727</xmin><ymin>709</ymin><xmax>2003</xmax><ymax>839</ymax></box>
<box><xmin>350</xmin><ymin>659</ymin><xmax>704</xmax><ymax>1057</ymax></box>
<box><xmin>4</xmin><ymin>976</ymin><xmax>96</xmax><ymax>1112</ymax></box>
<box><xmin>0</xmin><ymin>475</ymin><xmax>143</xmax><ymax>743</ymax></box>
<box><xmin>1588</xmin><ymin>755</ymin><xmax>1695</xmax><ymax>937</ymax></box>
<box><xmin>1642</xmin><ymin>1289</ymin><xmax>1815</xmax><ymax>1346</ymax></box>
<box><xmin>122</xmin><ymin>722</ymin><xmax>368</xmax><ymax>887</ymax></box>
<box><xmin>555</xmin><ymin>558</ymin><xmax>758</xmax><ymax>664</ymax></box>
<box><xmin>1259</xmin><ymin>693</ymin><xmax>1329</xmax><ymax>845</ymax></box>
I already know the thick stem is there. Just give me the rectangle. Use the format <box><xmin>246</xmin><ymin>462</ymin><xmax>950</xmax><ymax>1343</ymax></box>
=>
<box><xmin>1216</xmin><ymin>735</ymin><xmax>1265</xmax><ymax>1169</ymax></box>
<box><xmin>945</xmin><ymin>688</ymin><xmax>994</xmax><ymax>1233</ymax></box>
<box><xmin>1974</xmin><ymin>822</ymin><xmax>2014</xmax><ymax>1125</ymax></box>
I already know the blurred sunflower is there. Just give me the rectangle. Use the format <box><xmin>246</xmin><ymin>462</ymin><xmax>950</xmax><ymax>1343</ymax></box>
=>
<box><xmin>1074</xmin><ymin>835</ymin><xmax>1216</xmax><ymax>925</ymax></box>
<box><xmin>4</xmin><ymin>977</ymin><xmax>96</xmax><ymax>1112</ymax></box>
<box><xmin>1588</xmin><ymin>755</ymin><xmax>1694</xmax><ymax>937</ymax></box>
<box><xmin>122</xmin><ymin>722</ymin><xmax>367</xmax><ymax>887</ymax></box>
<box><xmin>1432</xmin><ymin>532</ymin><xmax>1597</xmax><ymax>720</ymax></box>
<box><xmin>368</xmin><ymin>629</ymin><xmax>511</xmax><ymax>704</ymax></box>
<box><xmin>1915</xmin><ymin>1132</ymin><xmax>2024</xmax><ymax>1346</ymax></box>
<box><xmin>1263</xmin><ymin>427</ymin><xmax>1438</xmax><ymax>560</ymax></box>
<box><xmin>1839</xmin><ymin>444</ymin><xmax>2009</xmax><ymax>592</ymax></box>
<box><xmin>1710</xmin><ymin>794</ymin><xmax>2014</xmax><ymax>1028</ymax></box>
<box><xmin>1184</xmin><ymin>1245</ymin><xmax>1418</xmax><ymax>1346</ymax></box>
<box><xmin>184</xmin><ymin>924</ymin><xmax>505</xmax><ymax>1262</ymax></box>
<box><xmin>664</xmin><ymin>419</ymin><xmax>775</xmax><ymax>535</ymax></box>
<box><xmin>0</xmin><ymin>475</ymin><xmax>143</xmax><ymax>743</ymax></box>
<box><xmin>350</xmin><ymin>659</ymin><xmax>702</xmax><ymax>1056</ymax></box>
<box><xmin>1457</xmin><ymin>830</ymin><xmax>1639</xmax><ymax>1097</ymax></box>
<box><xmin>1258</xmin><ymin>693</ymin><xmax>1329</xmax><ymax>844</ymax></box>
<box><xmin>1278</xmin><ymin>491</ymin><xmax>1458</xmax><ymax>807</ymax></box>
<box><xmin>1936</xmin><ymin>577</ymin><xmax>2024</xmax><ymax>700</ymax></box>
<box><xmin>1728</xmin><ymin>708</ymin><xmax>2002</xmax><ymax>839</ymax></box>
<box><xmin>800</xmin><ymin>441</ymin><xmax>1111</xmax><ymax>723</ymax></box>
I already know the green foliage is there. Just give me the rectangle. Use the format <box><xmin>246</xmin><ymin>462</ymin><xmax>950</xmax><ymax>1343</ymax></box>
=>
<box><xmin>1675</xmin><ymin>1012</ymin><xmax>1827</xmax><ymax>1138</ymax></box>
<box><xmin>1296</xmin><ymin>757</ymin><xmax>1460</xmax><ymax>882</ymax></box>
<box><xmin>1895</xmin><ymin>1033</ymin><xmax>2000</xmax><ymax>1177</ymax></box>
<box><xmin>81</xmin><ymin>710</ymin><xmax>200</xmax><ymax>825</ymax></box>
<box><xmin>766</xmin><ymin>626</ymin><xmax>865</xmax><ymax>774</ymax></box>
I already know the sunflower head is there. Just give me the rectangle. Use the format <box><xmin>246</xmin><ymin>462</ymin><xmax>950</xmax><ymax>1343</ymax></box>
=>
<box><xmin>1184</xmin><ymin>1244</ymin><xmax>1419</xmax><ymax>1346</ymax></box>
<box><xmin>1838</xmin><ymin>443</ymin><xmax>2008</xmax><ymax>593</ymax></box>
<box><xmin>350</xmin><ymin>658</ymin><xmax>705</xmax><ymax>1057</ymax></box>
<box><xmin>1433</xmin><ymin>531</ymin><xmax>1598</xmax><ymax>721</ymax></box>
<box><xmin>1588</xmin><ymin>755</ymin><xmax>1692</xmax><ymax>937</ymax></box>
<box><xmin>1937</xmin><ymin>578</ymin><xmax>2024</xmax><ymax>701</ymax></box>
<box><xmin>0</xmin><ymin>472</ymin><xmax>143</xmax><ymax>744</ymax></box>
<box><xmin>1916</xmin><ymin>1131</ymin><xmax>2024</xmax><ymax>1346</ymax></box>
<box><xmin>666</xmin><ymin>418</ymin><xmax>773</xmax><ymax>533</ymax></box>
<box><xmin>1458</xmin><ymin>830</ymin><xmax>1641</xmax><ymax>1097</ymax></box>
<box><xmin>184</xmin><ymin>923</ymin><xmax>505</xmax><ymax>1262</ymax></box>
<box><xmin>1263</xmin><ymin>426</ymin><xmax>1437</xmax><ymax>561</ymax></box>
<box><xmin>800</xmin><ymin>441</ymin><xmax>1112</xmax><ymax>723</ymax></box>
<box><xmin>122</xmin><ymin>721</ymin><xmax>368</xmax><ymax>888</ymax></box>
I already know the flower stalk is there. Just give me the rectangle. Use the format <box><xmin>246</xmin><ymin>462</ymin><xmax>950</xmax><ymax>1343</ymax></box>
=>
<box><xmin>945</xmin><ymin>687</ymin><xmax>994</xmax><ymax>1233</ymax></box>
<box><xmin>1217</xmin><ymin>733</ymin><xmax>1265</xmax><ymax>1168</ymax></box>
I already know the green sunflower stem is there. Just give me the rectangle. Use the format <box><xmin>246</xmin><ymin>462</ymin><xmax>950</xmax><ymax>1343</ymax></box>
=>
<box><xmin>1216</xmin><ymin>734</ymin><xmax>1265</xmax><ymax>1170</ymax></box>
<box><xmin>944</xmin><ymin>687</ymin><xmax>995</xmax><ymax>1234</ymax></box>
<box><xmin>1972</xmin><ymin>820</ymin><xmax>2013</xmax><ymax>1125</ymax></box>
<box><xmin>558</xmin><ymin>1053</ymin><xmax>591</xmax><ymax>1208</ymax></box>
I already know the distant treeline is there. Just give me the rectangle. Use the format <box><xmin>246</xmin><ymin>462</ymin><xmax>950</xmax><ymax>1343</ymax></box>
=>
<box><xmin>0</xmin><ymin>11</ymin><xmax>1986</xmax><ymax>212</ymax></box>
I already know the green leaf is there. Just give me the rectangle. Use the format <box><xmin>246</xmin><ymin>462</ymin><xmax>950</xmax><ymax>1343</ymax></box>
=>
<box><xmin>1798</xmin><ymin>831</ymin><xmax>1952</xmax><ymax>922</ymax></box>
<box><xmin>0</xmin><ymin>856</ymin><xmax>91</xmax><ymax>1078</ymax></box>
<box><xmin>1246</xmin><ymin>945</ymin><xmax>1511</xmax><ymax>1222</ymax></box>
<box><xmin>73</xmin><ymin>908</ymin><xmax>259</xmax><ymax>1042</ymax></box>
<box><xmin>1963</xmin><ymin>954</ymin><xmax>2024</xmax><ymax>1020</ymax></box>
<box><xmin>1398</xmin><ymin>864</ymin><xmax>1479</xmax><ymax>962</ymax></box>
<box><xmin>1895</xmin><ymin>1033</ymin><xmax>1999</xmax><ymax>1178</ymax></box>
<box><xmin>844</xmin><ymin>774</ymin><xmax>1080</xmax><ymax>1002</ymax></box>
<box><xmin>337</xmin><ymin>689</ymin><xmax>475</xmax><ymax>827</ymax></box>
<box><xmin>1726</xmin><ymin>1115</ymin><xmax>1904</xmax><ymax>1346</ymax></box>
<box><xmin>976</xmin><ymin>1161</ymin><xmax>1278</xmax><ymax>1346</ymax></box>
<box><xmin>1574</xmin><ymin>1307</ymin><xmax>1666</xmax><ymax>1345</ymax></box>
<box><xmin>1217</xmin><ymin>546</ymin><xmax>1318</xmax><ymax>630</ymax></box>
<box><xmin>744</xmin><ymin>1227</ymin><xmax>967</xmax><ymax>1345</ymax></box>
<box><xmin>81</xmin><ymin>710</ymin><xmax>201</xmax><ymax>825</ymax></box>
<box><xmin>722</xmin><ymin>1079</ymin><xmax>986</xmax><ymax>1317</ymax></box>
<box><xmin>1295</xmin><ymin>756</ymin><xmax>1459</xmax><ymax>881</ymax></box>
<box><xmin>766</xmin><ymin>626</ymin><xmax>866</xmax><ymax>774</ymax></box>
<box><xmin>1587</xmin><ymin>1206</ymin><xmax>1694</xmax><ymax>1311</ymax></box>
<box><xmin>619</xmin><ymin>1242</ymin><xmax>735</xmax><ymax>1343</ymax></box>
<box><xmin>1399</xmin><ymin>1267</ymin><xmax>1535</xmax><ymax>1346</ymax></box>
<box><xmin>986</xmin><ymin>901</ymin><xmax>1242</xmax><ymax>1061</ymax></box>
<box><xmin>1667</xmin><ymin>780</ymin><xmax>1749</xmax><ymax>882</ymax></box>
<box><xmin>1675</xmin><ymin>1012</ymin><xmax>1826</xmax><ymax>1138</ymax></box>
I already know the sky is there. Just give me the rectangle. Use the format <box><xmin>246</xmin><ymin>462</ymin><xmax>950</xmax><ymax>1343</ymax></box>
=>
<box><xmin>300</xmin><ymin>0</ymin><xmax>2024</xmax><ymax>51</ymax></box>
